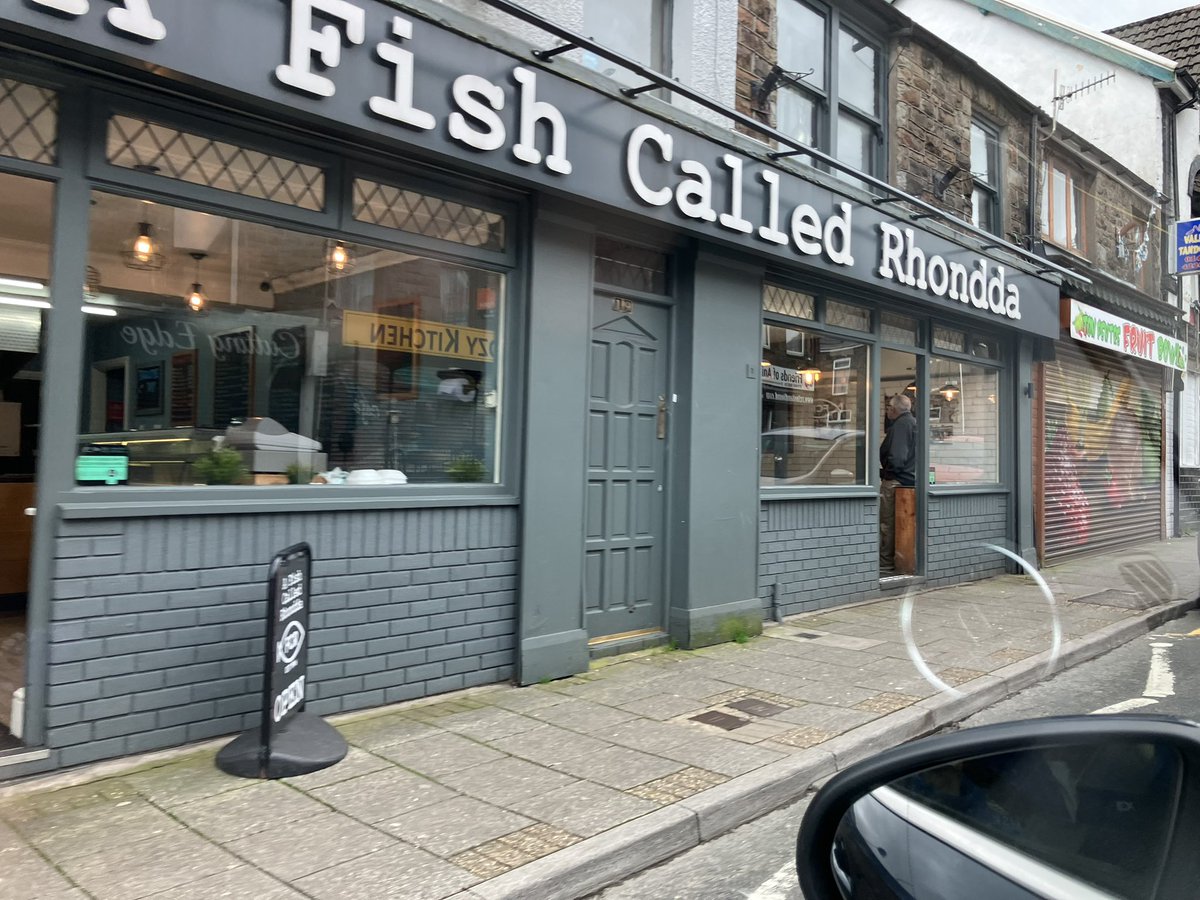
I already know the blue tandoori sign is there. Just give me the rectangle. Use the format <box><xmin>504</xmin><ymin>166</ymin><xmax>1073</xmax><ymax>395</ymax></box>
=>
<box><xmin>1173</xmin><ymin>218</ymin><xmax>1200</xmax><ymax>275</ymax></box>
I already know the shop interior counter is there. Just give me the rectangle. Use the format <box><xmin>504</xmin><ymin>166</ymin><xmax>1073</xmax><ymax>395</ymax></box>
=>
<box><xmin>78</xmin><ymin>428</ymin><xmax>222</xmax><ymax>486</ymax></box>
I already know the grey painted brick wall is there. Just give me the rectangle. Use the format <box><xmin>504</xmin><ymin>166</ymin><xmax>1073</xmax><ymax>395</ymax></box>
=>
<box><xmin>926</xmin><ymin>492</ymin><xmax>1008</xmax><ymax>586</ymax></box>
<box><xmin>758</xmin><ymin>498</ymin><xmax>879</xmax><ymax>617</ymax></box>
<box><xmin>46</xmin><ymin>506</ymin><xmax>517</xmax><ymax>768</ymax></box>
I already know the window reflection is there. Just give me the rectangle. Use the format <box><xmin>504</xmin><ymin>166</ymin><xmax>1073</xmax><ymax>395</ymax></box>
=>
<box><xmin>761</xmin><ymin>323</ymin><xmax>867</xmax><ymax>486</ymax></box>
<box><xmin>78</xmin><ymin>192</ymin><xmax>503</xmax><ymax>487</ymax></box>
<box><xmin>929</xmin><ymin>357</ymin><xmax>999</xmax><ymax>484</ymax></box>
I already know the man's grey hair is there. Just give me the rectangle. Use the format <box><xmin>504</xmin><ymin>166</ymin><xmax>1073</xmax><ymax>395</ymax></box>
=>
<box><xmin>890</xmin><ymin>394</ymin><xmax>912</xmax><ymax>413</ymax></box>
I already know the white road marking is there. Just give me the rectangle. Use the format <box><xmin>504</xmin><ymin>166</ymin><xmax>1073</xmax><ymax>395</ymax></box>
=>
<box><xmin>1145</xmin><ymin>643</ymin><xmax>1175</xmax><ymax>698</ymax></box>
<box><xmin>746</xmin><ymin>861</ymin><xmax>797</xmax><ymax>900</ymax></box>
<box><xmin>1090</xmin><ymin>639</ymin><xmax>1176</xmax><ymax>714</ymax></box>
<box><xmin>1090</xmin><ymin>697</ymin><xmax>1158</xmax><ymax>715</ymax></box>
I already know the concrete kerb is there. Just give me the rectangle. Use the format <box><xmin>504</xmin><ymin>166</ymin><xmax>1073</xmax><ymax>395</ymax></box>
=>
<box><xmin>450</xmin><ymin>594</ymin><xmax>1198</xmax><ymax>900</ymax></box>
<box><xmin>457</xmin><ymin>806</ymin><xmax>700</xmax><ymax>900</ymax></box>
<box><xmin>679</xmin><ymin>749</ymin><xmax>836</xmax><ymax>841</ymax></box>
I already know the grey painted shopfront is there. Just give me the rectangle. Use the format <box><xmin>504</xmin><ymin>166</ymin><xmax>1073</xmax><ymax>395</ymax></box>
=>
<box><xmin>0</xmin><ymin>0</ymin><xmax>1061</xmax><ymax>776</ymax></box>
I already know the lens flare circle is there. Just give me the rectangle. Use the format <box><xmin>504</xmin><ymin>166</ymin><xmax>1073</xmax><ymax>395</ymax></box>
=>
<box><xmin>899</xmin><ymin>543</ymin><xmax>1061</xmax><ymax>698</ymax></box>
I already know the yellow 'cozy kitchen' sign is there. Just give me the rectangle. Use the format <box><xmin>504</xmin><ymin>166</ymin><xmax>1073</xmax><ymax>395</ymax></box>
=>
<box><xmin>342</xmin><ymin>311</ymin><xmax>496</xmax><ymax>363</ymax></box>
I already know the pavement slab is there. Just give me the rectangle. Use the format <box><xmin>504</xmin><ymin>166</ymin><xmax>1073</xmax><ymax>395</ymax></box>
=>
<box><xmin>222</xmin><ymin>810</ymin><xmax>396</xmax><ymax>882</ymax></box>
<box><xmin>380</xmin><ymin>795</ymin><xmax>534</xmax><ymax>856</ymax></box>
<box><xmin>3</xmin><ymin>537</ymin><xmax>1197</xmax><ymax>900</ymax></box>
<box><xmin>56</xmin><ymin>827</ymin><xmax>243</xmax><ymax>900</ymax></box>
<box><xmin>309</xmin><ymin>768</ymin><xmax>457</xmax><ymax>824</ymax></box>
<box><xmin>294</xmin><ymin>840</ymin><xmax>480</xmax><ymax>900</ymax></box>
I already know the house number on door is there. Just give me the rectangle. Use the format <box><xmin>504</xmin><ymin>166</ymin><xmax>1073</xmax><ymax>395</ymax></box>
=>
<box><xmin>612</xmin><ymin>297</ymin><xmax>633</xmax><ymax>313</ymax></box>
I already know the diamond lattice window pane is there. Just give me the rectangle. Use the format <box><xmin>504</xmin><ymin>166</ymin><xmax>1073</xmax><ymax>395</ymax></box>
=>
<box><xmin>826</xmin><ymin>299</ymin><xmax>870</xmax><ymax>331</ymax></box>
<box><xmin>106</xmin><ymin>115</ymin><xmax>325</xmax><ymax>211</ymax></box>
<box><xmin>594</xmin><ymin>237</ymin><xmax>667</xmax><ymax>294</ymax></box>
<box><xmin>353</xmin><ymin>179</ymin><xmax>506</xmax><ymax>250</ymax></box>
<box><xmin>762</xmin><ymin>284</ymin><xmax>815</xmax><ymax>319</ymax></box>
<box><xmin>934</xmin><ymin>326</ymin><xmax>966</xmax><ymax>353</ymax></box>
<box><xmin>881</xmin><ymin>312</ymin><xmax>918</xmax><ymax>345</ymax></box>
<box><xmin>0</xmin><ymin>79</ymin><xmax>57</xmax><ymax>165</ymax></box>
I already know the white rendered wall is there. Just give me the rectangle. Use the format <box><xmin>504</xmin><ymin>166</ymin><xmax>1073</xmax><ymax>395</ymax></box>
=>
<box><xmin>435</xmin><ymin>0</ymin><xmax>740</xmax><ymax>123</ymax></box>
<box><xmin>895</xmin><ymin>0</ymin><xmax>1167</xmax><ymax>191</ymax></box>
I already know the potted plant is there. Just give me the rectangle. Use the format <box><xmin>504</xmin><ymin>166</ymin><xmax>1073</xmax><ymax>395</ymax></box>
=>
<box><xmin>193</xmin><ymin>445</ymin><xmax>249</xmax><ymax>485</ymax></box>
<box><xmin>446</xmin><ymin>455</ymin><xmax>486</xmax><ymax>483</ymax></box>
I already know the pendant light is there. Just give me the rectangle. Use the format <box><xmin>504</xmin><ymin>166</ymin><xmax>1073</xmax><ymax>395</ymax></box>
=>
<box><xmin>121</xmin><ymin>221</ymin><xmax>165</xmax><ymax>271</ymax></box>
<box><xmin>185</xmin><ymin>252</ymin><xmax>208</xmax><ymax>312</ymax></box>
<box><xmin>938</xmin><ymin>381</ymin><xmax>960</xmax><ymax>401</ymax></box>
<box><xmin>326</xmin><ymin>240</ymin><xmax>354</xmax><ymax>274</ymax></box>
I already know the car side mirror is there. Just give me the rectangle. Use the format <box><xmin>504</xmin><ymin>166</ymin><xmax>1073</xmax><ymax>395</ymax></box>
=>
<box><xmin>796</xmin><ymin>716</ymin><xmax>1200</xmax><ymax>899</ymax></box>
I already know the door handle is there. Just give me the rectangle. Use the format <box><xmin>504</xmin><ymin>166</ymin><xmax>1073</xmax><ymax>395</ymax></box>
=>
<box><xmin>24</xmin><ymin>507</ymin><xmax>36</xmax><ymax>517</ymax></box>
<box><xmin>656</xmin><ymin>395</ymin><xmax>667</xmax><ymax>440</ymax></box>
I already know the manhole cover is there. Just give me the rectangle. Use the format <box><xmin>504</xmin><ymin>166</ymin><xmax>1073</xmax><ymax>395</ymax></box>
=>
<box><xmin>727</xmin><ymin>697</ymin><xmax>789</xmax><ymax>717</ymax></box>
<box><xmin>1071</xmin><ymin>590</ymin><xmax>1153</xmax><ymax>610</ymax></box>
<box><xmin>689</xmin><ymin>710</ymin><xmax>749</xmax><ymax>730</ymax></box>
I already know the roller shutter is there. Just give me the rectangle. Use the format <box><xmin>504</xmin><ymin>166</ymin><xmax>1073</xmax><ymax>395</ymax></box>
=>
<box><xmin>1041</xmin><ymin>344</ymin><xmax>1163</xmax><ymax>563</ymax></box>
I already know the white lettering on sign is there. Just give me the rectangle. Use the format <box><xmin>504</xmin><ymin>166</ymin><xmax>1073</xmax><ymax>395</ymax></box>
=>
<box><xmin>369</xmin><ymin>16</ymin><xmax>435</xmax><ymax>131</ymax></box>
<box><xmin>877</xmin><ymin>222</ymin><xmax>1020</xmax><ymax>321</ymax></box>
<box><xmin>623</xmin><ymin>128</ymin><xmax>855</xmax><ymax>269</ymax></box>
<box><xmin>276</xmin><ymin>0</ymin><xmax>366</xmax><ymax>98</ymax></box>
<box><xmin>273</xmin><ymin>675</ymin><xmax>305</xmax><ymax>722</ymax></box>
<box><xmin>627</xmin><ymin>123</ymin><xmax>673</xmax><ymax>207</ymax></box>
<box><xmin>118</xmin><ymin>321</ymin><xmax>302</xmax><ymax>363</ymax></box>
<box><xmin>511</xmin><ymin>67</ymin><xmax>572</xmax><ymax>175</ymax></box>
<box><xmin>448</xmin><ymin>75</ymin><xmax>506</xmax><ymax>152</ymax></box>
<box><xmin>30</xmin><ymin>0</ymin><xmax>164</xmax><ymax>41</ymax></box>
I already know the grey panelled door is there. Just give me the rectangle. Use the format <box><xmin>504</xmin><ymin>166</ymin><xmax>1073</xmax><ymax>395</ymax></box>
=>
<box><xmin>585</xmin><ymin>296</ymin><xmax>671</xmax><ymax>639</ymax></box>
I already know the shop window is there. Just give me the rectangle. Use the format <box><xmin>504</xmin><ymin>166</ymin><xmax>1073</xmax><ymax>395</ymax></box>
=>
<box><xmin>1041</xmin><ymin>157</ymin><xmax>1087</xmax><ymax>254</ymax></box>
<box><xmin>77</xmin><ymin>191</ymin><xmax>504</xmax><ymax>487</ymax></box>
<box><xmin>353</xmin><ymin>178</ymin><xmax>505</xmax><ymax>251</ymax></box>
<box><xmin>0</xmin><ymin>78</ymin><xmax>56</xmax><ymax>165</ymax></box>
<box><xmin>881</xmin><ymin>311</ymin><xmax>918</xmax><ymax>345</ymax></box>
<box><xmin>581</xmin><ymin>0</ymin><xmax>671</xmax><ymax>82</ymax></box>
<box><xmin>763</xmin><ymin>283</ymin><xmax>815</xmax><ymax>320</ymax></box>
<box><xmin>106</xmin><ymin>115</ymin><xmax>326</xmax><ymax>212</ymax></box>
<box><xmin>594</xmin><ymin>237</ymin><xmax>668</xmax><ymax>294</ymax></box>
<box><xmin>970</xmin><ymin>119</ymin><xmax>1001</xmax><ymax>235</ymax></box>
<box><xmin>777</xmin><ymin>1</ymin><xmax>882</xmax><ymax>178</ymax></box>
<box><xmin>761</xmin><ymin>322</ymin><xmax>868</xmax><ymax>486</ymax></box>
<box><xmin>825</xmin><ymin>298</ymin><xmax>870</xmax><ymax>331</ymax></box>
<box><xmin>928</xmin><ymin>357</ymin><xmax>999</xmax><ymax>484</ymax></box>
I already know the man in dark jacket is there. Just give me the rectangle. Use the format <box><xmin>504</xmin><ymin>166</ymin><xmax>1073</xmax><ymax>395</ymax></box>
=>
<box><xmin>880</xmin><ymin>394</ymin><xmax>917</xmax><ymax>572</ymax></box>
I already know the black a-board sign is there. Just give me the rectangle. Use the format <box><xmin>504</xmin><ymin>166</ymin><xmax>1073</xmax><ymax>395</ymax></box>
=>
<box><xmin>216</xmin><ymin>542</ymin><xmax>347</xmax><ymax>778</ymax></box>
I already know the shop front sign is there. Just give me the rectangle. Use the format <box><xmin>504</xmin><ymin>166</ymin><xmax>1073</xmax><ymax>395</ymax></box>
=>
<box><xmin>1069</xmin><ymin>299</ymin><xmax>1187</xmax><ymax>372</ymax></box>
<box><xmin>2</xmin><ymin>0</ymin><xmax>1059</xmax><ymax>337</ymax></box>
<box><xmin>1172</xmin><ymin>217</ymin><xmax>1200</xmax><ymax>276</ymax></box>
<box><xmin>342</xmin><ymin>310</ymin><xmax>496</xmax><ymax>362</ymax></box>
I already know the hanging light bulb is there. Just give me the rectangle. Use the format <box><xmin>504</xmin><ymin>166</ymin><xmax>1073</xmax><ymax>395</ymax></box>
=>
<box><xmin>121</xmin><ymin>221</ymin><xmax>165</xmax><ymax>270</ymax></box>
<box><xmin>798</xmin><ymin>367</ymin><xmax>821</xmax><ymax>388</ymax></box>
<box><xmin>186</xmin><ymin>283</ymin><xmax>206</xmax><ymax>312</ymax></box>
<box><xmin>185</xmin><ymin>252</ymin><xmax>207</xmax><ymax>312</ymax></box>
<box><xmin>327</xmin><ymin>240</ymin><xmax>354</xmax><ymax>274</ymax></box>
<box><xmin>938</xmin><ymin>381</ymin><xmax>960</xmax><ymax>401</ymax></box>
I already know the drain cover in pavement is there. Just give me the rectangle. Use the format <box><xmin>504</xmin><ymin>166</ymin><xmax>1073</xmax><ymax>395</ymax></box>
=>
<box><xmin>1071</xmin><ymin>590</ymin><xmax>1153</xmax><ymax>610</ymax></box>
<box><xmin>789</xmin><ymin>631</ymin><xmax>822</xmax><ymax>639</ymax></box>
<box><xmin>689</xmin><ymin>710</ymin><xmax>749</xmax><ymax>730</ymax></box>
<box><xmin>726</xmin><ymin>697</ymin><xmax>788</xmax><ymax>717</ymax></box>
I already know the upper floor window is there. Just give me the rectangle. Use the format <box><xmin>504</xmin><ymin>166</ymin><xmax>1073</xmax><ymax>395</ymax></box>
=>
<box><xmin>777</xmin><ymin>0</ymin><xmax>882</xmax><ymax>178</ymax></box>
<box><xmin>970</xmin><ymin>120</ymin><xmax>1001</xmax><ymax>235</ymax></box>
<box><xmin>1041</xmin><ymin>158</ymin><xmax>1087</xmax><ymax>254</ymax></box>
<box><xmin>582</xmin><ymin>0</ymin><xmax>671</xmax><ymax>83</ymax></box>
